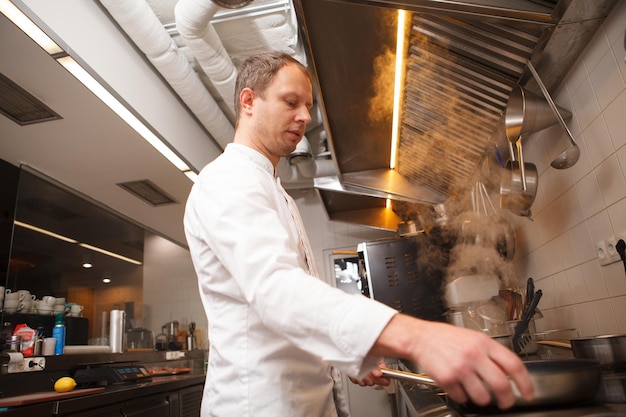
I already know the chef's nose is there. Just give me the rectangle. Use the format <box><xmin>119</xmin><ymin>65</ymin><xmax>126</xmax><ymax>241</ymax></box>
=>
<box><xmin>297</xmin><ymin>105</ymin><xmax>312</xmax><ymax>124</ymax></box>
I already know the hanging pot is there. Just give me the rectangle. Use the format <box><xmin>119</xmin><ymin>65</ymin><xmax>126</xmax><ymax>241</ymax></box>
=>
<box><xmin>500</xmin><ymin>139</ymin><xmax>538</xmax><ymax>217</ymax></box>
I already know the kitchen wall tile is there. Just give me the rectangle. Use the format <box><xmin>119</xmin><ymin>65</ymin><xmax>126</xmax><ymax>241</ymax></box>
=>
<box><xmin>581</xmin><ymin>24</ymin><xmax>611</xmax><ymax>74</ymax></box>
<box><xmin>597</xmin><ymin>154</ymin><xmax>626</xmax><ymax>205</ymax></box>
<box><xmin>560</xmin><ymin>304</ymin><xmax>578</xmax><ymax>332</ymax></box>
<box><xmin>537</xmin><ymin>307</ymin><xmax>562</xmax><ymax>332</ymax></box>
<box><xmin>570</xmin><ymin>222</ymin><xmax>596</xmax><ymax>263</ymax></box>
<box><xmin>560</xmin><ymin>186</ymin><xmax>585</xmax><ymax>230</ymax></box>
<box><xmin>584</xmin><ymin>114</ymin><xmax>614</xmax><ymax>166</ymax></box>
<box><xmin>556</xmin><ymin>231</ymin><xmax>579</xmax><ymax>270</ymax></box>
<box><xmin>566</xmin><ymin>266</ymin><xmax>588</xmax><ymax>304</ymax></box>
<box><xmin>536</xmin><ymin>274</ymin><xmax>556</xmax><ymax>309</ymax></box>
<box><xmin>564</xmin><ymin>52</ymin><xmax>590</xmax><ymax>95</ymax></box>
<box><xmin>607</xmin><ymin>196</ymin><xmax>626</xmax><ymax>234</ymax></box>
<box><xmin>545</xmin><ymin>200</ymin><xmax>569</xmax><ymax>242</ymax></box>
<box><xmin>589</xmin><ymin>48</ymin><xmax>625</xmax><ymax>110</ymax></box>
<box><xmin>610</xmin><ymin>36</ymin><xmax>626</xmax><ymax>83</ymax></box>
<box><xmin>604</xmin><ymin>1</ymin><xmax>626</xmax><ymax>44</ymax></box>
<box><xmin>552</xmin><ymin>271</ymin><xmax>573</xmax><ymax>307</ymax></box>
<box><xmin>619</xmin><ymin>146</ymin><xmax>626</xmax><ymax>181</ymax></box>
<box><xmin>534</xmin><ymin>239</ymin><xmax>563</xmax><ymax>278</ymax></box>
<box><xmin>602</xmin><ymin>261</ymin><xmax>626</xmax><ymax>297</ymax></box>
<box><xmin>590</xmin><ymin>299</ymin><xmax>618</xmax><ymax>335</ymax></box>
<box><xmin>604</xmin><ymin>90</ymin><xmax>626</xmax><ymax>150</ymax></box>
<box><xmin>581</xmin><ymin>260</ymin><xmax>608</xmax><ymax>300</ymax></box>
<box><xmin>587</xmin><ymin>210</ymin><xmax>616</xmax><ymax>245</ymax></box>
<box><xmin>539</xmin><ymin>167</ymin><xmax>564</xmax><ymax>209</ymax></box>
<box><xmin>571</xmin><ymin>78</ymin><xmax>602</xmax><ymax>131</ymax></box>
<box><xmin>573</xmin><ymin>302</ymin><xmax>598</xmax><ymax>337</ymax></box>
<box><xmin>577</xmin><ymin>170</ymin><xmax>605</xmax><ymax>218</ymax></box>
<box><xmin>611</xmin><ymin>296</ymin><xmax>626</xmax><ymax>333</ymax></box>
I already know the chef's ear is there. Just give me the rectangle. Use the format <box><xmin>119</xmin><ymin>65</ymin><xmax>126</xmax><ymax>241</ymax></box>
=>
<box><xmin>239</xmin><ymin>87</ymin><xmax>255</xmax><ymax>115</ymax></box>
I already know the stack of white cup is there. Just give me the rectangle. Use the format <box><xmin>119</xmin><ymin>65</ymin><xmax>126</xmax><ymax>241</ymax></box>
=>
<box><xmin>3</xmin><ymin>290</ymin><xmax>23</xmax><ymax>314</ymax></box>
<box><xmin>37</xmin><ymin>295</ymin><xmax>57</xmax><ymax>315</ymax></box>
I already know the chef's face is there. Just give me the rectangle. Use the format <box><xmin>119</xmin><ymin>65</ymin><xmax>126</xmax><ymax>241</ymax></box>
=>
<box><xmin>251</xmin><ymin>63</ymin><xmax>313</xmax><ymax>161</ymax></box>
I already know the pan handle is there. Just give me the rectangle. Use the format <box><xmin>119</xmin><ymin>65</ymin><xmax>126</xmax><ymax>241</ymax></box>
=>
<box><xmin>536</xmin><ymin>340</ymin><xmax>572</xmax><ymax>349</ymax></box>
<box><xmin>380</xmin><ymin>368</ymin><xmax>438</xmax><ymax>387</ymax></box>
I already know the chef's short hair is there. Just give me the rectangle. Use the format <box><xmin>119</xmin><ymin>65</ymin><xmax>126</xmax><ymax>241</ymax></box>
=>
<box><xmin>234</xmin><ymin>52</ymin><xmax>310</xmax><ymax>124</ymax></box>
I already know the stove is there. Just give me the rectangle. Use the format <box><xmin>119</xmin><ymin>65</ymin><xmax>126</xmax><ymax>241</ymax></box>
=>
<box><xmin>395</xmin><ymin>358</ymin><xmax>626</xmax><ymax>417</ymax></box>
<box><xmin>451</xmin><ymin>401</ymin><xmax>626</xmax><ymax>417</ymax></box>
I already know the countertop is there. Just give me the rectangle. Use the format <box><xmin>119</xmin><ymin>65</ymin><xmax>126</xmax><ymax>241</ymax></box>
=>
<box><xmin>0</xmin><ymin>349</ymin><xmax>207</xmax><ymax>416</ymax></box>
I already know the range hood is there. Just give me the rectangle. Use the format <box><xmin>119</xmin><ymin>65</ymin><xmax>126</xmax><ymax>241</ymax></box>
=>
<box><xmin>293</xmin><ymin>0</ymin><xmax>617</xmax><ymax>231</ymax></box>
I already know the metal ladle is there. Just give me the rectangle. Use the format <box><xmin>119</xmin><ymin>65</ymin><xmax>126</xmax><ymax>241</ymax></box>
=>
<box><xmin>527</xmin><ymin>61</ymin><xmax>580</xmax><ymax>169</ymax></box>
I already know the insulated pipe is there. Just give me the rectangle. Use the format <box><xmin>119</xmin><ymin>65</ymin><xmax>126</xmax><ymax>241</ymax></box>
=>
<box><xmin>98</xmin><ymin>0</ymin><xmax>234</xmax><ymax>149</ymax></box>
<box><xmin>175</xmin><ymin>0</ymin><xmax>237</xmax><ymax>113</ymax></box>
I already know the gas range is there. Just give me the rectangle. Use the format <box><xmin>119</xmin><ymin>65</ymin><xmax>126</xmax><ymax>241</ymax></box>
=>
<box><xmin>451</xmin><ymin>401</ymin><xmax>626</xmax><ymax>417</ymax></box>
<box><xmin>395</xmin><ymin>357</ymin><xmax>626</xmax><ymax>417</ymax></box>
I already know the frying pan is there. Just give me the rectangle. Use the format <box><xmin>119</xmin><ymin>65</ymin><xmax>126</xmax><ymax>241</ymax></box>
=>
<box><xmin>540</xmin><ymin>334</ymin><xmax>626</xmax><ymax>370</ymax></box>
<box><xmin>381</xmin><ymin>359</ymin><xmax>601</xmax><ymax>408</ymax></box>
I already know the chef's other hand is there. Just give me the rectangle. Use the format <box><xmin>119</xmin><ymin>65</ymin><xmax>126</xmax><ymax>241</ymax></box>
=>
<box><xmin>368</xmin><ymin>314</ymin><xmax>534</xmax><ymax>410</ymax></box>
<box><xmin>348</xmin><ymin>359</ymin><xmax>390</xmax><ymax>387</ymax></box>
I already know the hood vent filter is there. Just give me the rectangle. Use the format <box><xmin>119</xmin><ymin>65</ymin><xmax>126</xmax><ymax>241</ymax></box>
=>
<box><xmin>0</xmin><ymin>72</ymin><xmax>62</xmax><ymax>125</ymax></box>
<box><xmin>117</xmin><ymin>179</ymin><xmax>177</xmax><ymax>207</ymax></box>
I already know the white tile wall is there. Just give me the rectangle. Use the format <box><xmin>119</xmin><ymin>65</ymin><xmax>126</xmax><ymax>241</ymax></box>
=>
<box><xmin>518</xmin><ymin>2</ymin><xmax>626</xmax><ymax>337</ymax></box>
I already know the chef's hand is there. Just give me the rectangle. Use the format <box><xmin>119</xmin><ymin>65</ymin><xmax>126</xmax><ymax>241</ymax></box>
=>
<box><xmin>368</xmin><ymin>314</ymin><xmax>534</xmax><ymax>410</ymax></box>
<box><xmin>348</xmin><ymin>359</ymin><xmax>390</xmax><ymax>387</ymax></box>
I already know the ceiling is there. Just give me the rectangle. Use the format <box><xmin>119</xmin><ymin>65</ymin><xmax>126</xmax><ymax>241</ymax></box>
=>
<box><xmin>0</xmin><ymin>0</ymin><xmax>618</xmax><ymax>253</ymax></box>
<box><xmin>1</xmin><ymin>0</ymin><xmax>312</xmax><ymax>249</ymax></box>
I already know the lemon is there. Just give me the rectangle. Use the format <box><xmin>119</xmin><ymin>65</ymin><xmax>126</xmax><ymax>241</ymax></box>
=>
<box><xmin>54</xmin><ymin>376</ymin><xmax>77</xmax><ymax>393</ymax></box>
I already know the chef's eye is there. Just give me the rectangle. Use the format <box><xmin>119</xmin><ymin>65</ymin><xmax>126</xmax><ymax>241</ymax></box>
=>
<box><xmin>286</xmin><ymin>100</ymin><xmax>296</xmax><ymax>108</ymax></box>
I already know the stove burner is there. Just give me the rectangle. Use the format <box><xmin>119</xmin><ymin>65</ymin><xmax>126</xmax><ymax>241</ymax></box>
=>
<box><xmin>451</xmin><ymin>402</ymin><xmax>626</xmax><ymax>417</ymax></box>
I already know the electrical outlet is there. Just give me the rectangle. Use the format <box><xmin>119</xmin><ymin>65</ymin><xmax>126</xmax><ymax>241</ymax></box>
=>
<box><xmin>596</xmin><ymin>240</ymin><xmax>611</xmax><ymax>266</ymax></box>
<box><xmin>7</xmin><ymin>357</ymin><xmax>46</xmax><ymax>373</ymax></box>
<box><xmin>605</xmin><ymin>236</ymin><xmax>621</xmax><ymax>264</ymax></box>
<box><xmin>7</xmin><ymin>359</ymin><xmax>25</xmax><ymax>373</ymax></box>
<box><xmin>24</xmin><ymin>357</ymin><xmax>46</xmax><ymax>372</ymax></box>
<box><xmin>597</xmin><ymin>233</ymin><xmax>626</xmax><ymax>267</ymax></box>
<box><xmin>165</xmin><ymin>351</ymin><xmax>185</xmax><ymax>360</ymax></box>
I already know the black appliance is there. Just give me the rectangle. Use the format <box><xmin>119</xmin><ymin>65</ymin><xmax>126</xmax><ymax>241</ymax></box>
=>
<box><xmin>73</xmin><ymin>361</ymin><xmax>152</xmax><ymax>386</ymax></box>
<box><xmin>357</xmin><ymin>235</ymin><xmax>448</xmax><ymax>322</ymax></box>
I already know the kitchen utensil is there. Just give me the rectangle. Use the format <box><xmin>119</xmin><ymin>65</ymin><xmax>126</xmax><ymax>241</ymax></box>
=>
<box><xmin>527</xmin><ymin>61</ymin><xmax>580</xmax><ymax>169</ymax></box>
<box><xmin>500</xmin><ymin>139</ymin><xmax>538</xmax><ymax>218</ymax></box>
<box><xmin>504</xmin><ymin>84</ymin><xmax>572</xmax><ymax>143</ymax></box>
<box><xmin>381</xmin><ymin>359</ymin><xmax>602</xmax><ymax>408</ymax></box>
<box><xmin>524</xmin><ymin>277</ymin><xmax>534</xmax><ymax>312</ymax></box>
<box><xmin>617</xmin><ymin>238</ymin><xmax>626</xmax><ymax>273</ymax></box>
<box><xmin>186</xmin><ymin>322</ymin><xmax>196</xmax><ymax>351</ymax></box>
<box><xmin>571</xmin><ymin>334</ymin><xmax>626</xmax><ymax>370</ymax></box>
<box><xmin>540</xmin><ymin>334</ymin><xmax>626</xmax><ymax>370</ymax></box>
<box><xmin>512</xmin><ymin>289</ymin><xmax>542</xmax><ymax>353</ymax></box>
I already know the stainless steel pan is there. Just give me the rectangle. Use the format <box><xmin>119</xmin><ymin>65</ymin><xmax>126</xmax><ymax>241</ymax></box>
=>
<box><xmin>539</xmin><ymin>334</ymin><xmax>626</xmax><ymax>370</ymax></box>
<box><xmin>381</xmin><ymin>359</ymin><xmax>601</xmax><ymax>408</ymax></box>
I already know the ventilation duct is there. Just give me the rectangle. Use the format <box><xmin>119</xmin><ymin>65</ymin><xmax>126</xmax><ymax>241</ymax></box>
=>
<box><xmin>99</xmin><ymin>0</ymin><xmax>235</xmax><ymax>149</ymax></box>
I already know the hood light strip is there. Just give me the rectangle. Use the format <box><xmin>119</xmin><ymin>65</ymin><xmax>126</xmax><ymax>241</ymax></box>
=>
<box><xmin>390</xmin><ymin>9</ymin><xmax>407</xmax><ymax>170</ymax></box>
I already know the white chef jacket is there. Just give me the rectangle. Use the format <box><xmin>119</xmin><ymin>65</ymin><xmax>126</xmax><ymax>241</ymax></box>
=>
<box><xmin>184</xmin><ymin>144</ymin><xmax>398</xmax><ymax>417</ymax></box>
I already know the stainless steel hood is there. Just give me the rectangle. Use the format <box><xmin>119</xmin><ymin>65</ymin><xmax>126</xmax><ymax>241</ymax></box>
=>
<box><xmin>294</xmin><ymin>0</ymin><xmax>617</xmax><ymax>230</ymax></box>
